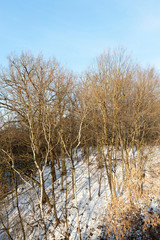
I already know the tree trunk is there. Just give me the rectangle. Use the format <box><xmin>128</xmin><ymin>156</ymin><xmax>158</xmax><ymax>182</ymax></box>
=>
<box><xmin>50</xmin><ymin>160</ymin><xmax>60</xmax><ymax>226</ymax></box>
<box><xmin>87</xmin><ymin>147</ymin><xmax>91</xmax><ymax>200</ymax></box>
<box><xmin>71</xmin><ymin>149</ymin><xmax>75</xmax><ymax>199</ymax></box>
<box><xmin>107</xmin><ymin>146</ymin><xmax>116</xmax><ymax>199</ymax></box>
<box><xmin>98</xmin><ymin>168</ymin><xmax>103</xmax><ymax>197</ymax></box>
<box><xmin>103</xmin><ymin>151</ymin><xmax>112</xmax><ymax>197</ymax></box>
<box><xmin>14</xmin><ymin>177</ymin><xmax>26</xmax><ymax>240</ymax></box>
<box><xmin>97</xmin><ymin>144</ymin><xmax>103</xmax><ymax>197</ymax></box>
<box><xmin>70</xmin><ymin>150</ymin><xmax>81</xmax><ymax>240</ymax></box>
<box><xmin>51</xmin><ymin>151</ymin><xmax>56</xmax><ymax>182</ymax></box>
<box><xmin>39</xmin><ymin>170</ymin><xmax>47</xmax><ymax>240</ymax></box>
<box><xmin>61</xmin><ymin>146</ymin><xmax>66</xmax><ymax>191</ymax></box>
<box><xmin>64</xmin><ymin>168</ymin><xmax>69</xmax><ymax>239</ymax></box>
<box><xmin>125</xmin><ymin>151</ymin><xmax>134</xmax><ymax>207</ymax></box>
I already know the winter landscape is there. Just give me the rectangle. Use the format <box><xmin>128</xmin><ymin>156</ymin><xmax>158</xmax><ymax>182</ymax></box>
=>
<box><xmin>1</xmin><ymin>1</ymin><xmax>160</xmax><ymax>239</ymax></box>
<box><xmin>0</xmin><ymin>146</ymin><xmax>160</xmax><ymax>239</ymax></box>
<box><xmin>0</xmin><ymin>49</ymin><xmax>160</xmax><ymax>239</ymax></box>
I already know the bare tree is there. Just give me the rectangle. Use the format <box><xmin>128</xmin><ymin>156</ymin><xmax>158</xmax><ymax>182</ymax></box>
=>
<box><xmin>0</xmin><ymin>52</ymin><xmax>73</xmax><ymax>238</ymax></box>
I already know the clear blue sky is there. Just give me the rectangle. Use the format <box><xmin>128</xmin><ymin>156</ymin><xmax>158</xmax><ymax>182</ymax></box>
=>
<box><xmin>1</xmin><ymin>0</ymin><xmax>160</xmax><ymax>73</ymax></box>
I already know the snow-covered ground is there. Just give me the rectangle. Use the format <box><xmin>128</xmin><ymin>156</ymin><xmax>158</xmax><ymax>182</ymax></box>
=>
<box><xmin>0</xmin><ymin>147</ymin><xmax>160</xmax><ymax>239</ymax></box>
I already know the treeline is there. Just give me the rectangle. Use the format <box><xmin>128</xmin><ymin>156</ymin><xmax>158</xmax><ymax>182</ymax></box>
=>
<box><xmin>0</xmin><ymin>48</ymin><xmax>160</xmax><ymax>239</ymax></box>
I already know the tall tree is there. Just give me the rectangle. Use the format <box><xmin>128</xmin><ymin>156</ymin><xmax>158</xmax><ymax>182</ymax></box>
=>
<box><xmin>0</xmin><ymin>52</ymin><xmax>73</xmax><ymax>237</ymax></box>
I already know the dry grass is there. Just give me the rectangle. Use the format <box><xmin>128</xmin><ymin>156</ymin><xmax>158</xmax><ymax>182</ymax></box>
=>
<box><xmin>104</xmin><ymin>160</ymin><xmax>160</xmax><ymax>240</ymax></box>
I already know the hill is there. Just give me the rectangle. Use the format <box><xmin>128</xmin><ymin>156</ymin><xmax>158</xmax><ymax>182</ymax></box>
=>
<box><xmin>0</xmin><ymin>147</ymin><xmax>160</xmax><ymax>239</ymax></box>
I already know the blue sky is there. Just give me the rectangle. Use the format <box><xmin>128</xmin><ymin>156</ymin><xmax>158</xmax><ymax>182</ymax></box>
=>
<box><xmin>1</xmin><ymin>0</ymin><xmax>160</xmax><ymax>73</ymax></box>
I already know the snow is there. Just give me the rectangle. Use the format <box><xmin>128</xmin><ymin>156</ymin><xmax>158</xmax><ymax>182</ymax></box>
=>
<box><xmin>0</xmin><ymin>147</ymin><xmax>160</xmax><ymax>239</ymax></box>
